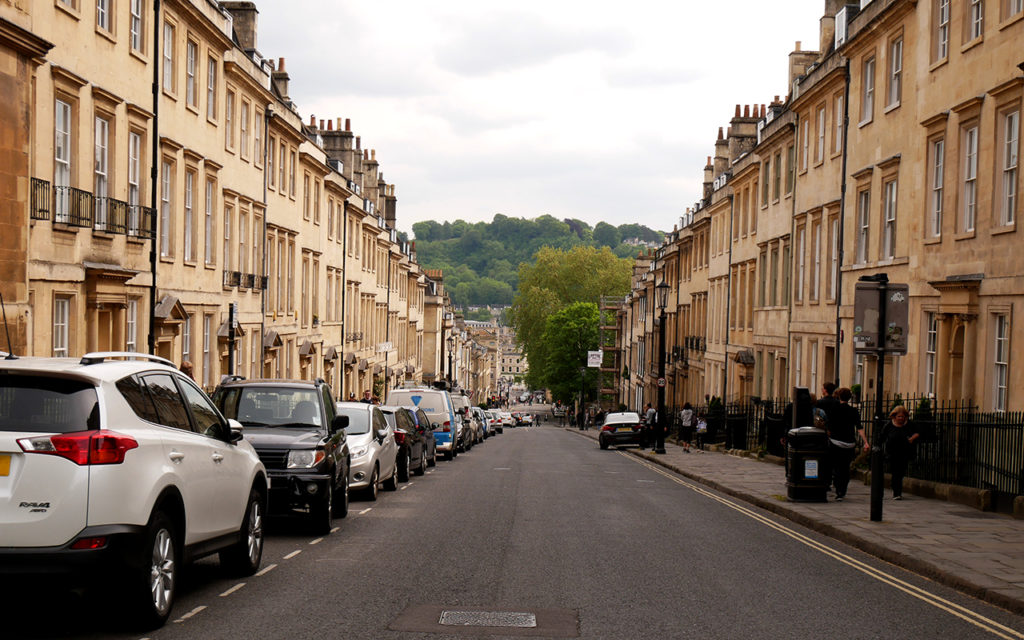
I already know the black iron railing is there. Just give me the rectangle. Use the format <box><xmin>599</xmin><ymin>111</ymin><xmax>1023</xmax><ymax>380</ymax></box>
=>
<box><xmin>222</xmin><ymin>270</ymin><xmax>241</xmax><ymax>288</ymax></box>
<box><xmin>94</xmin><ymin>197</ymin><xmax>130</xmax><ymax>234</ymax></box>
<box><xmin>31</xmin><ymin>178</ymin><xmax>50</xmax><ymax>220</ymax></box>
<box><xmin>239</xmin><ymin>273</ymin><xmax>254</xmax><ymax>289</ymax></box>
<box><xmin>54</xmin><ymin>186</ymin><xmax>93</xmax><ymax>227</ymax></box>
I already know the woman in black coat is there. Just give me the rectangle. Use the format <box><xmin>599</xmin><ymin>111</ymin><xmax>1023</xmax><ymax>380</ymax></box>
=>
<box><xmin>877</xmin><ymin>405</ymin><xmax>920</xmax><ymax>500</ymax></box>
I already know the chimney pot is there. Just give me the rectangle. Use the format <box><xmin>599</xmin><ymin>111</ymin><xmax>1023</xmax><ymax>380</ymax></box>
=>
<box><xmin>371</xmin><ymin>149</ymin><xmax>376</xmax><ymax>161</ymax></box>
<box><xmin>310</xmin><ymin>114</ymin><xmax>316</xmax><ymax>126</ymax></box>
<box><xmin>345</xmin><ymin>118</ymin><xmax>351</xmax><ymax>132</ymax></box>
<box><xmin>356</xmin><ymin>136</ymin><xmax>361</xmax><ymax>150</ymax></box>
<box><xmin>717</xmin><ymin>127</ymin><xmax>724</xmax><ymax>140</ymax></box>
<box><xmin>743</xmin><ymin>105</ymin><xmax>750</xmax><ymax>117</ymax></box>
<box><xmin>278</xmin><ymin>57</ymin><xmax>285</xmax><ymax>71</ymax></box>
<box><xmin>774</xmin><ymin>95</ymin><xmax>780</xmax><ymax>103</ymax></box>
<box><xmin>327</xmin><ymin>119</ymin><xmax>333</xmax><ymax>131</ymax></box>
<box><xmin>734</xmin><ymin>105</ymin><xmax>741</xmax><ymax>117</ymax></box>
<box><xmin>795</xmin><ymin>41</ymin><xmax>802</xmax><ymax>52</ymax></box>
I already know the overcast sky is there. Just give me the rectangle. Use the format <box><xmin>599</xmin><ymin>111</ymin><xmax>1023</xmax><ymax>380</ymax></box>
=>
<box><xmin>255</xmin><ymin>1</ymin><xmax>823</xmax><ymax>237</ymax></box>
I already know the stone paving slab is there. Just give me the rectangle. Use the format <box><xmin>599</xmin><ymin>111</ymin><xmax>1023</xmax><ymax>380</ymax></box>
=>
<box><xmin>564</xmin><ymin>426</ymin><xmax>1024</xmax><ymax>616</ymax></box>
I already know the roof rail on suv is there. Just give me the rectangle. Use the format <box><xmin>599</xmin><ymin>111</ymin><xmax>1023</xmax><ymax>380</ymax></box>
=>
<box><xmin>79</xmin><ymin>351</ymin><xmax>176</xmax><ymax>367</ymax></box>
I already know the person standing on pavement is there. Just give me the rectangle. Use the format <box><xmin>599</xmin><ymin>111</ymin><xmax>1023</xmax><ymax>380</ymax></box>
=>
<box><xmin>360</xmin><ymin>390</ymin><xmax>373</xmax><ymax>404</ymax></box>
<box><xmin>826</xmin><ymin>387</ymin><xmax>865</xmax><ymax>501</ymax></box>
<box><xmin>679</xmin><ymin>402</ymin><xmax>693</xmax><ymax>453</ymax></box>
<box><xmin>642</xmin><ymin>403</ymin><xmax>657</xmax><ymax>450</ymax></box>
<box><xmin>878</xmin><ymin>405</ymin><xmax>920</xmax><ymax>500</ymax></box>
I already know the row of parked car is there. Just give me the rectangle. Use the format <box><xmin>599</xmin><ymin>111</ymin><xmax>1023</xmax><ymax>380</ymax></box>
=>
<box><xmin>0</xmin><ymin>352</ymin><xmax>507</xmax><ymax>630</ymax></box>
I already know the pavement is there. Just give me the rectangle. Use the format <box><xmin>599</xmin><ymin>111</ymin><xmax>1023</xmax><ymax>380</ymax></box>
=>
<box><xmin>560</xmin><ymin>421</ymin><xmax>1024</xmax><ymax>617</ymax></box>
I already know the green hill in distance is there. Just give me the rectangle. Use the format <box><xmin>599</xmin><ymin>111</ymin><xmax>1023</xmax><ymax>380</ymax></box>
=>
<box><xmin>411</xmin><ymin>214</ymin><xmax>663</xmax><ymax>309</ymax></box>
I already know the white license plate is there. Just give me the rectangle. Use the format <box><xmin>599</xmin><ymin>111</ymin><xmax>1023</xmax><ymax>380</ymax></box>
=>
<box><xmin>804</xmin><ymin>459</ymin><xmax>818</xmax><ymax>479</ymax></box>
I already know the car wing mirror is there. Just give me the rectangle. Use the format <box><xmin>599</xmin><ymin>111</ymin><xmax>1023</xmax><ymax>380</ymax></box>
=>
<box><xmin>331</xmin><ymin>415</ymin><xmax>349</xmax><ymax>433</ymax></box>
<box><xmin>227</xmin><ymin>418</ymin><xmax>244</xmax><ymax>443</ymax></box>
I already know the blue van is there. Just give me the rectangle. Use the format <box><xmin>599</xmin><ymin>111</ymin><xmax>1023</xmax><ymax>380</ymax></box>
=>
<box><xmin>385</xmin><ymin>388</ymin><xmax>460</xmax><ymax>460</ymax></box>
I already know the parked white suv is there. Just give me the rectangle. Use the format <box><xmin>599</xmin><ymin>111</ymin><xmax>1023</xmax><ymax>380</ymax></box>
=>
<box><xmin>0</xmin><ymin>352</ymin><xmax>267</xmax><ymax>629</ymax></box>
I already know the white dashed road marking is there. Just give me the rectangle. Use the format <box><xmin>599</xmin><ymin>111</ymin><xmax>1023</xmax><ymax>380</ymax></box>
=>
<box><xmin>255</xmin><ymin>563</ymin><xmax>277</xmax><ymax>576</ymax></box>
<box><xmin>359</xmin><ymin>508</ymin><xmax>373</xmax><ymax>515</ymax></box>
<box><xmin>173</xmin><ymin>606</ymin><xmax>206</xmax><ymax>623</ymax></box>
<box><xmin>309</xmin><ymin>537</ymin><xmax>323</xmax><ymax>545</ymax></box>
<box><xmin>284</xmin><ymin>549</ymin><xmax>302</xmax><ymax>560</ymax></box>
<box><xmin>219</xmin><ymin>583</ymin><xmax>245</xmax><ymax>597</ymax></box>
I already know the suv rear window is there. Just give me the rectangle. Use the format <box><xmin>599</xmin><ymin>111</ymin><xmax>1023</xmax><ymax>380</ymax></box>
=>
<box><xmin>0</xmin><ymin>375</ymin><xmax>99</xmax><ymax>433</ymax></box>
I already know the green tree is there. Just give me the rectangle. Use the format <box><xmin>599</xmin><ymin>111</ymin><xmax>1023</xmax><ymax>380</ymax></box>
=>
<box><xmin>593</xmin><ymin>221</ymin><xmax>621</xmax><ymax>248</ymax></box>
<box><xmin>539</xmin><ymin>302</ymin><xmax>599</xmax><ymax>403</ymax></box>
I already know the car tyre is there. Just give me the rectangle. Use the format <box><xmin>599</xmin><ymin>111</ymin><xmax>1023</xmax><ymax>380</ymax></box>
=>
<box><xmin>220</xmin><ymin>488</ymin><xmax>265</xmax><ymax>575</ymax></box>
<box><xmin>414</xmin><ymin>450</ymin><xmax>426</xmax><ymax>476</ymax></box>
<box><xmin>128</xmin><ymin>510</ymin><xmax>177</xmax><ymax>630</ymax></box>
<box><xmin>332</xmin><ymin>472</ymin><xmax>349</xmax><ymax>519</ymax></box>
<box><xmin>599</xmin><ymin>437</ymin><xmax>609</xmax><ymax>450</ymax></box>
<box><xmin>383</xmin><ymin>464</ymin><xmax>398</xmax><ymax>491</ymax></box>
<box><xmin>428</xmin><ymin>451</ymin><xmax>437</xmax><ymax>467</ymax></box>
<box><xmin>311</xmin><ymin>481</ymin><xmax>334</xmax><ymax>535</ymax></box>
<box><xmin>365</xmin><ymin>466</ymin><xmax>379</xmax><ymax>501</ymax></box>
<box><xmin>398</xmin><ymin>450</ymin><xmax>410</xmax><ymax>483</ymax></box>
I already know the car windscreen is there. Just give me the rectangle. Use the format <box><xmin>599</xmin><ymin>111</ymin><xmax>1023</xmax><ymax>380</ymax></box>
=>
<box><xmin>217</xmin><ymin>387</ymin><xmax>322</xmax><ymax>427</ymax></box>
<box><xmin>335</xmin><ymin>407</ymin><xmax>371</xmax><ymax>435</ymax></box>
<box><xmin>0</xmin><ymin>374</ymin><xmax>99</xmax><ymax>433</ymax></box>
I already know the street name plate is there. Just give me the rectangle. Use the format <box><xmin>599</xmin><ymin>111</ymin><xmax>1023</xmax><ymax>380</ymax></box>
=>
<box><xmin>439</xmin><ymin>611</ymin><xmax>537</xmax><ymax>628</ymax></box>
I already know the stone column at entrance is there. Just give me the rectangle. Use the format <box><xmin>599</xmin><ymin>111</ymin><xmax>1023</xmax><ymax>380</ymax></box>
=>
<box><xmin>936</xmin><ymin>313</ymin><xmax>951</xmax><ymax>402</ymax></box>
<box><xmin>960</xmin><ymin>314</ymin><xmax>977</xmax><ymax>401</ymax></box>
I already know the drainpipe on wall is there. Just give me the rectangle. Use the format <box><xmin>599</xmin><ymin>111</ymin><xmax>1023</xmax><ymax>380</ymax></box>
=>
<box><xmin>260</xmin><ymin>105</ymin><xmax>272</xmax><ymax>378</ymax></box>
<box><xmin>340</xmin><ymin>200</ymin><xmax>348</xmax><ymax>397</ymax></box>
<box><xmin>723</xmin><ymin>194</ymin><xmax>734</xmax><ymax>403</ymax></box>
<box><xmin>147</xmin><ymin>0</ymin><xmax>161</xmax><ymax>355</ymax></box>
<box><xmin>834</xmin><ymin>59</ymin><xmax>851</xmax><ymax>386</ymax></box>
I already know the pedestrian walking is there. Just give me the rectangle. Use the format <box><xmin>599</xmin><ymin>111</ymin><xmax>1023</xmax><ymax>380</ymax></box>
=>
<box><xmin>877</xmin><ymin>405</ymin><xmax>920</xmax><ymax>500</ymax></box>
<box><xmin>679</xmin><ymin>402</ymin><xmax>693</xmax><ymax>453</ymax></box>
<box><xmin>694</xmin><ymin>412</ymin><xmax>708</xmax><ymax>451</ymax></box>
<box><xmin>641</xmin><ymin>403</ymin><xmax>656</xmax><ymax>449</ymax></box>
<box><xmin>826</xmin><ymin>387</ymin><xmax>866</xmax><ymax>501</ymax></box>
<box><xmin>815</xmin><ymin>382</ymin><xmax>842</xmax><ymax>426</ymax></box>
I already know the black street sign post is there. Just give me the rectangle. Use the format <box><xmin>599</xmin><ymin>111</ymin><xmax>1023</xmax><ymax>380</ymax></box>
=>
<box><xmin>854</xmin><ymin>274</ymin><xmax>909</xmax><ymax>522</ymax></box>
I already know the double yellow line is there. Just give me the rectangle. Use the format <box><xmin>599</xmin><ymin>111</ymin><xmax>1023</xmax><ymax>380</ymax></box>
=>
<box><xmin>624</xmin><ymin>452</ymin><xmax>1024</xmax><ymax>639</ymax></box>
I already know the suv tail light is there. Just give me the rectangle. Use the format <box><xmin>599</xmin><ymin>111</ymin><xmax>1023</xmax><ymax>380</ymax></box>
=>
<box><xmin>394</xmin><ymin>430</ymin><xmax>406</xmax><ymax>445</ymax></box>
<box><xmin>17</xmin><ymin>430</ymin><xmax>138</xmax><ymax>465</ymax></box>
<box><xmin>601</xmin><ymin>424</ymin><xmax>614</xmax><ymax>432</ymax></box>
<box><xmin>442</xmin><ymin>420</ymin><xmax>451</xmax><ymax>433</ymax></box>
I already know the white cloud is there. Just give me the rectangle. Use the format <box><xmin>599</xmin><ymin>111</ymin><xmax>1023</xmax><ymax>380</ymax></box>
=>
<box><xmin>254</xmin><ymin>0</ymin><xmax>823</xmax><ymax>236</ymax></box>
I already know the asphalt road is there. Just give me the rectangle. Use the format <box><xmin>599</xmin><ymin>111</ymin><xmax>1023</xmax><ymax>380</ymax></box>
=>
<box><xmin>7</xmin><ymin>413</ymin><xmax>1024</xmax><ymax>639</ymax></box>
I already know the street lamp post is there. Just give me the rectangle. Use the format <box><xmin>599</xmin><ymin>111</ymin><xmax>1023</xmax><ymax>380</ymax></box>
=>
<box><xmin>447</xmin><ymin>335</ymin><xmax>455</xmax><ymax>390</ymax></box>
<box><xmin>579</xmin><ymin>366</ymin><xmax>587</xmax><ymax>430</ymax></box>
<box><xmin>655</xmin><ymin>279</ymin><xmax>670</xmax><ymax>454</ymax></box>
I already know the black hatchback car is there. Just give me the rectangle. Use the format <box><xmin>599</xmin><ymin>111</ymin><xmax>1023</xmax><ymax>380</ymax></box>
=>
<box><xmin>212</xmin><ymin>378</ymin><xmax>350</xmax><ymax>534</ymax></box>
<box><xmin>598</xmin><ymin>411</ymin><xmax>645</xmax><ymax>449</ymax></box>
<box><xmin>379</xmin><ymin>405</ymin><xmax>436</xmax><ymax>482</ymax></box>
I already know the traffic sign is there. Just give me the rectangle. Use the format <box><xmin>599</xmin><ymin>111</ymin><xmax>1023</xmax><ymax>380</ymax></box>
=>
<box><xmin>657</xmin><ymin>377</ymin><xmax>666</xmax><ymax>387</ymax></box>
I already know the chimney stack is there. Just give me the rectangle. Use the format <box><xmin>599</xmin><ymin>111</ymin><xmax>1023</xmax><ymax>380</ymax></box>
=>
<box><xmin>271</xmin><ymin>57</ymin><xmax>290</xmax><ymax>100</ymax></box>
<box><xmin>221</xmin><ymin>2</ymin><xmax>258</xmax><ymax>52</ymax></box>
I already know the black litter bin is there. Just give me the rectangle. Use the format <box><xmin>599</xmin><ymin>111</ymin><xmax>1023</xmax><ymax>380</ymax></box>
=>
<box><xmin>785</xmin><ymin>426</ymin><xmax>830</xmax><ymax>502</ymax></box>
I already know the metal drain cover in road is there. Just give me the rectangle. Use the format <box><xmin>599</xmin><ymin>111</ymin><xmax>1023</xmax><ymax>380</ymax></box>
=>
<box><xmin>391</xmin><ymin>605</ymin><xmax>578</xmax><ymax>636</ymax></box>
<box><xmin>440</xmin><ymin>610</ymin><xmax>536</xmax><ymax>627</ymax></box>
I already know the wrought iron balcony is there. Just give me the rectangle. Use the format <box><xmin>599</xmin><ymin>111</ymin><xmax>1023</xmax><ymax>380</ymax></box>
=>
<box><xmin>127</xmin><ymin>204</ymin><xmax>155</xmax><ymax>239</ymax></box>
<box><xmin>94</xmin><ymin>197</ymin><xmax>131</xmax><ymax>234</ymax></box>
<box><xmin>222</xmin><ymin>270</ymin><xmax>241</xmax><ymax>288</ymax></box>
<box><xmin>54</xmin><ymin>185</ymin><xmax>94</xmax><ymax>227</ymax></box>
<box><xmin>239</xmin><ymin>273</ymin><xmax>255</xmax><ymax>289</ymax></box>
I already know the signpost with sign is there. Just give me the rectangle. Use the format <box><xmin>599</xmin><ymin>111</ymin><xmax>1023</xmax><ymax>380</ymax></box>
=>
<box><xmin>854</xmin><ymin>274</ymin><xmax>908</xmax><ymax>522</ymax></box>
<box><xmin>587</xmin><ymin>350</ymin><xmax>602</xmax><ymax>368</ymax></box>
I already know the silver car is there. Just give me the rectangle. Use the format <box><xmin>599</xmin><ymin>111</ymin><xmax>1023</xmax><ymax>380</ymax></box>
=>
<box><xmin>335</xmin><ymin>402</ymin><xmax>398</xmax><ymax>501</ymax></box>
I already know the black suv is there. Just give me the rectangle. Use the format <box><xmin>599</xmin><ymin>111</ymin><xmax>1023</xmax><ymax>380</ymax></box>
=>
<box><xmin>212</xmin><ymin>378</ymin><xmax>349</xmax><ymax>534</ymax></box>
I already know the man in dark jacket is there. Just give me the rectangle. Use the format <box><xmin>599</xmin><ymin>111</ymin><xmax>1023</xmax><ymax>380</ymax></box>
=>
<box><xmin>827</xmin><ymin>387</ymin><xmax>866</xmax><ymax>501</ymax></box>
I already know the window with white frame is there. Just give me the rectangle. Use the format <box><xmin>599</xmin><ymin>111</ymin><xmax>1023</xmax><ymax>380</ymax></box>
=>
<box><xmin>994</xmin><ymin>314</ymin><xmax>1009</xmax><ymax>411</ymax></box>
<box><xmin>254</xmin><ymin>111</ymin><xmax>262</xmax><ymax>166</ymax></box>
<box><xmin>829</xmin><ymin>217</ymin><xmax>839</xmax><ymax>299</ymax></box>
<box><xmin>160</xmin><ymin>160</ymin><xmax>172</xmax><ymax>257</ymax></box>
<box><xmin>130</xmin><ymin>0</ymin><xmax>144</xmax><ymax>52</ymax></box>
<box><xmin>240</xmin><ymin>100</ymin><xmax>249</xmax><ymax>159</ymax></box>
<box><xmin>969</xmin><ymin>0</ymin><xmax>984</xmax><ymax>41</ymax></box>
<box><xmin>225</xmin><ymin>89</ymin><xmax>234</xmax><ymax>148</ymax></box>
<box><xmin>888</xmin><ymin>37</ymin><xmax>903</xmax><ymax>106</ymax></box>
<box><xmin>862</xmin><ymin>57</ymin><xmax>875</xmax><ymax>123</ymax></box>
<box><xmin>54</xmin><ymin>99</ymin><xmax>72</xmax><ymax>223</ymax></box>
<box><xmin>925</xmin><ymin>312</ymin><xmax>937</xmax><ymax>396</ymax></box>
<box><xmin>794</xmin><ymin>338</ymin><xmax>803</xmax><ymax>387</ymax></box>
<box><xmin>796</xmin><ymin>225</ymin><xmax>805</xmax><ymax>302</ymax></box>
<box><xmin>186</xmin><ymin>40</ymin><xmax>197</xmax><ymax>108</ymax></box>
<box><xmin>1012</xmin><ymin>0</ymin><xmax>1024</xmax><ymax>16</ymax></box>
<box><xmin>856</xmin><ymin>189</ymin><xmax>870</xmax><ymax>263</ymax></box>
<box><xmin>811</xmin><ymin>222</ymin><xmax>821</xmax><ymax>301</ymax></box>
<box><xmin>206</xmin><ymin>56</ymin><xmax>217</xmax><ymax>120</ymax></box>
<box><xmin>267</xmin><ymin>137</ymin><xmax>275</xmax><ymax>187</ymax></box>
<box><xmin>203</xmin><ymin>314</ymin><xmax>211</xmax><ymax>388</ymax></box>
<box><xmin>883</xmin><ymin>179</ymin><xmax>898</xmax><ymax>259</ymax></box>
<box><xmin>278</xmin><ymin>143</ymin><xmax>286</xmax><ymax>192</ymax></box>
<box><xmin>182</xmin><ymin>314</ymin><xmax>191</xmax><ymax>364</ymax></box>
<box><xmin>929</xmin><ymin>138</ymin><xmax>945</xmax><ymax>237</ymax></box>
<box><xmin>205</xmin><ymin>178</ymin><xmax>215</xmax><ymax>264</ymax></box>
<box><xmin>96</xmin><ymin>0</ymin><xmax>110</xmax><ymax>32</ymax></box>
<box><xmin>801</xmin><ymin>120</ymin><xmax>809</xmax><ymax>171</ymax></box>
<box><xmin>184</xmin><ymin>170</ymin><xmax>194</xmax><ymax>261</ymax></box>
<box><xmin>162</xmin><ymin>22</ymin><xmax>174</xmax><ymax>92</ymax></box>
<box><xmin>855</xmin><ymin>354</ymin><xmax>865</xmax><ymax>386</ymax></box>
<box><xmin>94</xmin><ymin>116</ymin><xmax>110</xmax><ymax>230</ymax></box>
<box><xmin>53</xmin><ymin>297</ymin><xmax>70</xmax><ymax>358</ymax></box>
<box><xmin>289</xmin><ymin>150</ymin><xmax>297</xmax><ymax>196</ymax></box>
<box><xmin>253</xmin><ymin>210</ymin><xmax>262</xmax><ymax>279</ymax></box>
<box><xmin>834</xmin><ymin>95</ymin><xmax>844</xmax><ymax>153</ymax></box>
<box><xmin>223</xmin><ymin>205</ymin><xmax>233</xmax><ymax>271</ymax></box>
<box><xmin>963</xmin><ymin>125</ymin><xmax>979</xmax><ymax>232</ymax></box>
<box><xmin>1000</xmin><ymin>109</ymin><xmax>1019</xmax><ymax>227</ymax></box>
<box><xmin>128</xmin><ymin>131</ymin><xmax>141</xmax><ymax>223</ymax></box>
<box><xmin>239</xmin><ymin>210</ymin><xmax>247</xmax><ymax>274</ymax></box>
<box><xmin>810</xmin><ymin>341</ymin><xmax>818</xmax><ymax>391</ymax></box>
<box><xmin>816</xmin><ymin>105</ymin><xmax>826</xmax><ymax>162</ymax></box>
<box><xmin>935</xmin><ymin>0</ymin><xmax>950</xmax><ymax>61</ymax></box>
<box><xmin>126</xmin><ymin>299</ymin><xmax>138</xmax><ymax>352</ymax></box>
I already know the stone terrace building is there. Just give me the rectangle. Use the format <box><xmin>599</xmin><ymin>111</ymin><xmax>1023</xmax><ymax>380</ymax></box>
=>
<box><xmin>0</xmin><ymin>1</ymin><xmax>493</xmax><ymax>402</ymax></box>
<box><xmin>615</xmin><ymin>0</ymin><xmax>1024</xmax><ymax>412</ymax></box>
